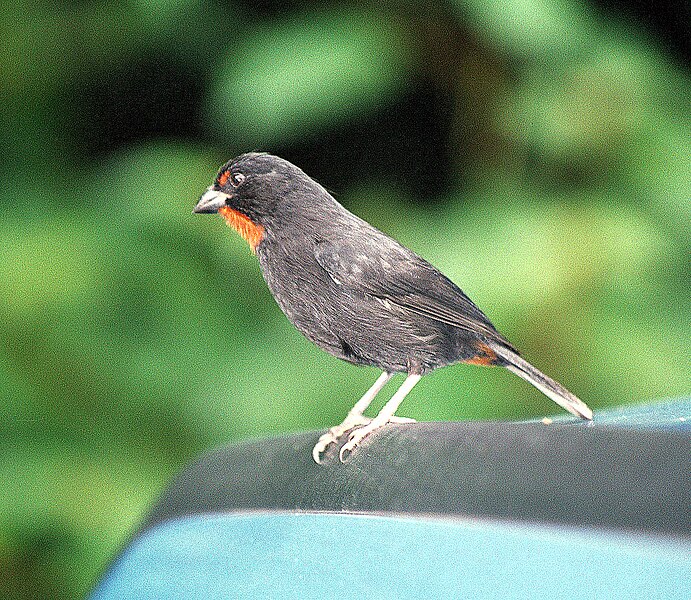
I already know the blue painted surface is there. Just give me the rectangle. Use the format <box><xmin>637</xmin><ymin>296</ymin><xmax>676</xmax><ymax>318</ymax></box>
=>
<box><xmin>535</xmin><ymin>397</ymin><xmax>691</xmax><ymax>431</ymax></box>
<box><xmin>93</xmin><ymin>512</ymin><xmax>690</xmax><ymax>600</ymax></box>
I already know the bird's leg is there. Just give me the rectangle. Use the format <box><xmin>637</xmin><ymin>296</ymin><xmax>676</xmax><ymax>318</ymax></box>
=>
<box><xmin>339</xmin><ymin>373</ymin><xmax>422</xmax><ymax>462</ymax></box>
<box><xmin>312</xmin><ymin>371</ymin><xmax>394</xmax><ymax>463</ymax></box>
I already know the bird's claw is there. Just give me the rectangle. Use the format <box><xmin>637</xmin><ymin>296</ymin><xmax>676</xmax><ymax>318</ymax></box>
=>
<box><xmin>338</xmin><ymin>430</ymin><xmax>366</xmax><ymax>462</ymax></box>
<box><xmin>338</xmin><ymin>415</ymin><xmax>416</xmax><ymax>462</ymax></box>
<box><xmin>312</xmin><ymin>414</ymin><xmax>371</xmax><ymax>463</ymax></box>
<box><xmin>312</xmin><ymin>436</ymin><xmax>332</xmax><ymax>464</ymax></box>
<box><xmin>314</xmin><ymin>415</ymin><xmax>417</xmax><ymax>463</ymax></box>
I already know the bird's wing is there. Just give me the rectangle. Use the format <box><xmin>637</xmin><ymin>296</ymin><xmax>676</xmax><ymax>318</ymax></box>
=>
<box><xmin>314</xmin><ymin>237</ymin><xmax>514</xmax><ymax>349</ymax></box>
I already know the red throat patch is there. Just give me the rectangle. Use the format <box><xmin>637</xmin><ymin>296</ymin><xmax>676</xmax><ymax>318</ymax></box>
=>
<box><xmin>218</xmin><ymin>206</ymin><xmax>265</xmax><ymax>253</ymax></box>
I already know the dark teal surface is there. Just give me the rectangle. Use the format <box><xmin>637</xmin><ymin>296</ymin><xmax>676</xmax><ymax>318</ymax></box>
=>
<box><xmin>93</xmin><ymin>512</ymin><xmax>690</xmax><ymax>599</ymax></box>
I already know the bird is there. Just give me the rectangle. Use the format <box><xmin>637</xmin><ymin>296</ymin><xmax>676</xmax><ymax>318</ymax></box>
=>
<box><xmin>193</xmin><ymin>153</ymin><xmax>593</xmax><ymax>463</ymax></box>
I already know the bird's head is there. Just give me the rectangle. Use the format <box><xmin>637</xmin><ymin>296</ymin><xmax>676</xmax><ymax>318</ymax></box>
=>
<box><xmin>193</xmin><ymin>152</ymin><xmax>333</xmax><ymax>251</ymax></box>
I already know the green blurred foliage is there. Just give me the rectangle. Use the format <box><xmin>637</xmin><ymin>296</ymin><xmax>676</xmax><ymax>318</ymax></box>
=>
<box><xmin>210</xmin><ymin>9</ymin><xmax>413</xmax><ymax>145</ymax></box>
<box><xmin>0</xmin><ymin>0</ymin><xmax>689</xmax><ymax>598</ymax></box>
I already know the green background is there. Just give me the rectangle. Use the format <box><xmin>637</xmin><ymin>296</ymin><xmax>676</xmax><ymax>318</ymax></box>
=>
<box><xmin>1</xmin><ymin>1</ymin><xmax>689</xmax><ymax>598</ymax></box>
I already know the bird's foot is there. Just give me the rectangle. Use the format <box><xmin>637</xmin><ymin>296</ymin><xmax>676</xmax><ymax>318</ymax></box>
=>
<box><xmin>312</xmin><ymin>414</ymin><xmax>372</xmax><ymax>464</ymax></box>
<box><xmin>338</xmin><ymin>416</ymin><xmax>416</xmax><ymax>462</ymax></box>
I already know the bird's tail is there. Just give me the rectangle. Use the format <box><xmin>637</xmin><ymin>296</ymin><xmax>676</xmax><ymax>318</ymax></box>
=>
<box><xmin>489</xmin><ymin>344</ymin><xmax>593</xmax><ymax>420</ymax></box>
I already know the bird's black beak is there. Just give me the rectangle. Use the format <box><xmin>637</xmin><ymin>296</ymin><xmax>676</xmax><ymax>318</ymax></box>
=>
<box><xmin>193</xmin><ymin>187</ymin><xmax>231</xmax><ymax>214</ymax></box>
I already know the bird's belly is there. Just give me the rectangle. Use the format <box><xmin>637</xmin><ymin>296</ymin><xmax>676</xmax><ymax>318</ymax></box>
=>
<box><xmin>260</xmin><ymin>257</ymin><xmax>455</xmax><ymax>373</ymax></box>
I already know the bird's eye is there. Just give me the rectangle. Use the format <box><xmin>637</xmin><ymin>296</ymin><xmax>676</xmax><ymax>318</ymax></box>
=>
<box><xmin>217</xmin><ymin>170</ymin><xmax>245</xmax><ymax>188</ymax></box>
<box><xmin>230</xmin><ymin>172</ymin><xmax>246</xmax><ymax>187</ymax></box>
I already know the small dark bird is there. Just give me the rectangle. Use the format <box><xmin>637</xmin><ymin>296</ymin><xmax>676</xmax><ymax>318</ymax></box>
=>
<box><xmin>194</xmin><ymin>153</ymin><xmax>593</xmax><ymax>463</ymax></box>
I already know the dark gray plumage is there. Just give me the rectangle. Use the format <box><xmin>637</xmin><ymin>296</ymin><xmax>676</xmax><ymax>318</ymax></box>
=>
<box><xmin>194</xmin><ymin>153</ymin><xmax>593</xmax><ymax>462</ymax></box>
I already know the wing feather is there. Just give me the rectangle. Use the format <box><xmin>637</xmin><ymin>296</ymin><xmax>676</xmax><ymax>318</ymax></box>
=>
<box><xmin>314</xmin><ymin>237</ymin><xmax>515</xmax><ymax>350</ymax></box>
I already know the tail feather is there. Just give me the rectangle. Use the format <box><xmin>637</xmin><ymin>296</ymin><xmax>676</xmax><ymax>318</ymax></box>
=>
<box><xmin>490</xmin><ymin>344</ymin><xmax>593</xmax><ymax>420</ymax></box>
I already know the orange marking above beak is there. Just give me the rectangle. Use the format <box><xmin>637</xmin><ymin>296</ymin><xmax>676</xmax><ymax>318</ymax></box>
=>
<box><xmin>218</xmin><ymin>206</ymin><xmax>265</xmax><ymax>253</ymax></box>
<box><xmin>217</xmin><ymin>170</ymin><xmax>231</xmax><ymax>187</ymax></box>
